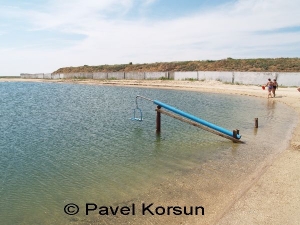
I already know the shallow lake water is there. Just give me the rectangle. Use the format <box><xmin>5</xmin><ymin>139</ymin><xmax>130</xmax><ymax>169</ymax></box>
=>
<box><xmin>0</xmin><ymin>82</ymin><xmax>297</xmax><ymax>224</ymax></box>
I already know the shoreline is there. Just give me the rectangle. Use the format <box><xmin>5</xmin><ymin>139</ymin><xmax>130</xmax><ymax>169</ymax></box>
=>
<box><xmin>2</xmin><ymin>78</ymin><xmax>300</xmax><ymax>224</ymax></box>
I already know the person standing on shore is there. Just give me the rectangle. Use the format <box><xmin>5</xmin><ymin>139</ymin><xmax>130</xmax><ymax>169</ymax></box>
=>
<box><xmin>272</xmin><ymin>79</ymin><xmax>278</xmax><ymax>97</ymax></box>
<box><xmin>265</xmin><ymin>78</ymin><xmax>273</xmax><ymax>98</ymax></box>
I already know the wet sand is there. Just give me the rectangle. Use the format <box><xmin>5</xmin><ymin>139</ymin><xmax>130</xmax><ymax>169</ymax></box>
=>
<box><xmin>2</xmin><ymin>78</ymin><xmax>300</xmax><ymax>224</ymax></box>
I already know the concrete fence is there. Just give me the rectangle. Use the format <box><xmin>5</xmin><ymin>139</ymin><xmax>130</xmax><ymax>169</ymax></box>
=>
<box><xmin>108</xmin><ymin>72</ymin><xmax>125</xmax><ymax>80</ymax></box>
<box><xmin>233</xmin><ymin>72</ymin><xmax>276</xmax><ymax>85</ymax></box>
<box><xmin>277</xmin><ymin>73</ymin><xmax>300</xmax><ymax>87</ymax></box>
<box><xmin>20</xmin><ymin>71</ymin><xmax>300</xmax><ymax>86</ymax></box>
<box><xmin>21</xmin><ymin>73</ymin><xmax>44</xmax><ymax>79</ymax></box>
<box><xmin>197</xmin><ymin>71</ymin><xmax>233</xmax><ymax>83</ymax></box>
<box><xmin>174</xmin><ymin>71</ymin><xmax>198</xmax><ymax>80</ymax></box>
<box><xmin>145</xmin><ymin>72</ymin><xmax>168</xmax><ymax>79</ymax></box>
<box><xmin>93</xmin><ymin>72</ymin><xmax>108</xmax><ymax>80</ymax></box>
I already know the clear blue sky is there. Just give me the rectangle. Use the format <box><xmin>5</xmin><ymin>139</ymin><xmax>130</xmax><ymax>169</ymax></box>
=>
<box><xmin>1</xmin><ymin>0</ymin><xmax>299</xmax><ymax>76</ymax></box>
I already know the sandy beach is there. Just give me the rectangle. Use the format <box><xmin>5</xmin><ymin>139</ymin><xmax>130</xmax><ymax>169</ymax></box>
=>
<box><xmin>2</xmin><ymin>78</ymin><xmax>300</xmax><ymax>224</ymax></box>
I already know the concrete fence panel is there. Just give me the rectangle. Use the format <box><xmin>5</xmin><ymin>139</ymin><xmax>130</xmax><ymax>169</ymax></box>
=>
<box><xmin>51</xmin><ymin>74</ymin><xmax>60</xmax><ymax>79</ymax></box>
<box><xmin>20</xmin><ymin>73</ymin><xmax>43</xmax><ymax>79</ymax></box>
<box><xmin>125</xmin><ymin>72</ymin><xmax>145</xmax><ymax>80</ymax></box>
<box><xmin>58</xmin><ymin>72</ymin><xmax>93</xmax><ymax>79</ymax></box>
<box><xmin>145</xmin><ymin>72</ymin><xmax>168</xmax><ymax>79</ymax></box>
<box><xmin>276</xmin><ymin>73</ymin><xmax>300</xmax><ymax>87</ymax></box>
<box><xmin>93</xmin><ymin>72</ymin><xmax>108</xmax><ymax>79</ymax></box>
<box><xmin>37</xmin><ymin>74</ymin><xmax>44</xmax><ymax>79</ymax></box>
<box><xmin>60</xmin><ymin>73</ymin><xmax>75</xmax><ymax>79</ymax></box>
<box><xmin>27</xmin><ymin>74</ymin><xmax>37</xmax><ymax>79</ymax></box>
<box><xmin>44</xmin><ymin>73</ymin><xmax>52</xmax><ymax>79</ymax></box>
<box><xmin>74</xmin><ymin>73</ymin><xmax>93</xmax><ymax>79</ymax></box>
<box><xmin>234</xmin><ymin>72</ymin><xmax>276</xmax><ymax>85</ymax></box>
<box><xmin>168</xmin><ymin>72</ymin><xmax>175</xmax><ymax>79</ymax></box>
<box><xmin>108</xmin><ymin>72</ymin><xmax>125</xmax><ymax>79</ymax></box>
<box><xmin>198</xmin><ymin>71</ymin><xmax>233</xmax><ymax>83</ymax></box>
<box><xmin>174</xmin><ymin>71</ymin><xmax>198</xmax><ymax>80</ymax></box>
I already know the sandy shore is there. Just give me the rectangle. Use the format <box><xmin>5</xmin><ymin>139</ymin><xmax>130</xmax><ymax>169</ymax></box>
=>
<box><xmin>2</xmin><ymin>78</ymin><xmax>300</xmax><ymax>224</ymax></box>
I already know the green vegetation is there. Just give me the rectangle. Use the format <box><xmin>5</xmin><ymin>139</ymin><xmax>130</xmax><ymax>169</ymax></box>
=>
<box><xmin>73</xmin><ymin>76</ymin><xmax>87</xmax><ymax>80</ymax></box>
<box><xmin>158</xmin><ymin>76</ymin><xmax>172</xmax><ymax>80</ymax></box>
<box><xmin>53</xmin><ymin>58</ymin><xmax>300</xmax><ymax>74</ymax></box>
<box><xmin>185</xmin><ymin>78</ymin><xmax>198</xmax><ymax>81</ymax></box>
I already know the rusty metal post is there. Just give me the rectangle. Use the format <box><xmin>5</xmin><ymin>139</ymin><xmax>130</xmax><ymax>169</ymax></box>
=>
<box><xmin>156</xmin><ymin>106</ymin><xmax>161</xmax><ymax>133</ymax></box>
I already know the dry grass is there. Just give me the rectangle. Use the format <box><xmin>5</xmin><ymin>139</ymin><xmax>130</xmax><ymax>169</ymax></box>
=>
<box><xmin>53</xmin><ymin>58</ymin><xmax>300</xmax><ymax>74</ymax></box>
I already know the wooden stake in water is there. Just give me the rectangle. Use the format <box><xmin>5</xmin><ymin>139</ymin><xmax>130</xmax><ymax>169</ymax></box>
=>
<box><xmin>156</xmin><ymin>106</ymin><xmax>161</xmax><ymax>133</ymax></box>
<box><xmin>233</xmin><ymin>130</ymin><xmax>237</xmax><ymax>139</ymax></box>
<box><xmin>255</xmin><ymin>118</ymin><xmax>258</xmax><ymax>128</ymax></box>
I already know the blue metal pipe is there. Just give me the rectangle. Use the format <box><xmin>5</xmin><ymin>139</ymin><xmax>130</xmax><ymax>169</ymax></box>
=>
<box><xmin>153</xmin><ymin>100</ymin><xmax>241</xmax><ymax>139</ymax></box>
